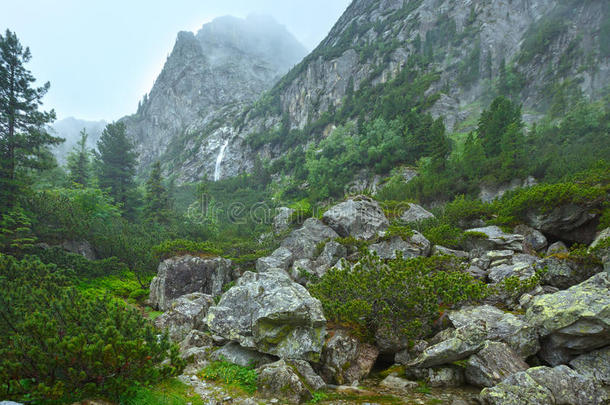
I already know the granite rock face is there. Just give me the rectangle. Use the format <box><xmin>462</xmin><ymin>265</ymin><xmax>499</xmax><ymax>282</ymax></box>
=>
<box><xmin>153</xmin><ymin>292</ymin><xmax>214</xmax><ymax>341</ymax></box>
<box><xmin>525</xmin><ymin>272</ymin><xmax>610</xmax><ymax>365</ymax></box>
<box><xmin>149</xmin><ymin>255</ymin><xmax>233</xmax><ymax>311</ymax></box>
<box><xmin>206</xmin><ymin>269</ymin><xmax>326</xmax><ymax>361</ymax></box>
<box><xmin>322</xmin><ymin>196</ymin><xmax>389</xmax><ymax>241</ymax></box>
<box><xmin>319</xmin><ymin>329</ymin><xmax>379</xmax><ymax>385</ymax></box>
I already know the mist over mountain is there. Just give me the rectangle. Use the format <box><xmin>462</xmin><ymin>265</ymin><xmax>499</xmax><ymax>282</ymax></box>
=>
<box><xmin>120</xmin><ymin>14</ymin><xmax>307</xmax><ymax>174</ymax></box>
<box><xmin>51</xmin><ymin>117</ymin><xmax>107</xmax><ymax>164</ymax></box>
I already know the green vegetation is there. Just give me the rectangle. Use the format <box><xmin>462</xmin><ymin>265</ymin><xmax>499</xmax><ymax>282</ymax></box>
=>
<box><xmin>199</xmin><ymin>361</ymin><xmax>258</xmax><ymax>394</ymax></box>
<box><xmin>309</xmin><ymin>253</ymin><xmax>488</xmax><ymax>341</ymax></box>
<box><xmin>152</xmin><ymin>239</ymin><xmax>222</xmax><ymax>261</ymax></box>
<box><xmin>0</xmin><ymin>254</ymin><xmax>185</xmax><ymax>403</ymax></box>
<box><xmin>120</xmin><ymin>378</ymin><xmax>206</xmax><ymax>405</ymax></box>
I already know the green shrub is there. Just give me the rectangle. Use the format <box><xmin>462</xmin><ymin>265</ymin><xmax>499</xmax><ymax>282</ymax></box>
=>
<box><xmin>0</xmin><ymin>254</ymin><xmax>184</xmax><ymax>403</ymax></box>
<box><xmin>199</xmin><ymin>361</ymin><xmax>258</xmax><ymax>394</ymax></box>
<box><xmin>308</xmin><ymin>253</ymin><xmax>488</xmax><ymax>341</ymax></box>
<box><xmin>35</xmin><ymin>246</ymin><xmax>127</xmax><ymax>278</ymax></box>
<box><xmin>152</xmin><ymin>239</ymin><xmax>221</xmax><ymax>261</ymax></box>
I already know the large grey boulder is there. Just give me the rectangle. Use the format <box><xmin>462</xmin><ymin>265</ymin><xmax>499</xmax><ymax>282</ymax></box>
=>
<box><xmin>514</xmin><ymin>225</ymin><xmax>548</xmax><ymax>252</ymax></box>
<box><xmin>257</xmin><ymin>360</ymin><xmax>312</xmax><ymax>404</ymax></box>
<box><xmin>400</xmin><ymin>203</ymin><xmax>435</xmax><ymax>223</ymax></box>
<box><xmin>524</xmin><ymin>204</ymin><xmax>598</xmax><ymax>244</ymax></box>
<box><xmin>322</xmin><ymin>196</ymin><xmax>389</xmax><ymax>240</ymax></box>
<box><xmin>537</xmin><ymin>257</ymin><xmax>601</xmax><ymax>289</ymax></box>
<box><xmin>449</xmin><ymin>305</ymin><xmax>539</xmax><ymax>358</ymax></box>
<box><xmin>153</xmin><ymin>292</ymin><xmax>215</xmax><ymax>341</ymax></box>
<box><xmin>525</xmin><ymin>272</ymin><xmax>610</xmax><ymax>365</ymax></box>
<box><xmin>273</xmin><ymin>207</ymin><xmax>295</xmax><ymax>233</ymax></box>
<box><xmin>464</xmin><ymin>226</ymin><xmax>524</xmax><ymax>252</ymax></box>
<box><xmin>546</xmin><ymin>241</ymin><xmax>569</xmax><ymax>255</ymax></box>
<box><xmin>281</xmin><ymin>218</ymin><xmax>339</xmax><ymax>260</ymax></box>
<box><xmin>256</xmin><ymin>247</ymin><xmax>294</xmax><ymax>272</ymax></box>
<box><xmin>210</xmin><ymin>342</ymin><xmax>276</xmax><ymax>368</ymax></box>
<box><xmin>465</xmin><ymin>341</ymin><xmax>529</xmax><ymax>388</ymax></box>
<box><xmin>320</xmin><ymin>329</ymin><xmax>379</xmax><ymax>385</ymax></box>
<box><xmin>206</xmin><ymin>269</ymin><xmax>326</xmax><ymax>361</ymax></box>
<box><xmin>149</xmin><ymin>255</ymin><xmax>233</xmax><ymax>310</ymax></box>
<box><xmin>569</xmin><ymin>346</ymin><xmax>610</xmax><ymax>385</ymax></box>
<box><xmin>408</xmin><ymin>322</ymin><xmax>488</xmax><ymax>368</ymax></box>
<box><xmin>368</xmin><ymin>232</ymin><xmax>431</xmax><ymax>260</ymax></box>
<box><xmin>480</xmin><ymin>365</ymin><xmax>608</xmax><ymax>405</ymax></box>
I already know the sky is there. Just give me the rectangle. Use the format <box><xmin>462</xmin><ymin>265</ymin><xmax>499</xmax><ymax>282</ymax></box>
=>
<box><xmin>1</xmin><ymin>0</ymin><xmax>351</xmax><ymax>122</ymax></box>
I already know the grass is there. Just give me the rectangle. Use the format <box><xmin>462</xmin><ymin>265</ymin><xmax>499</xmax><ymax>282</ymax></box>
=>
<box><xmin>198</xmin><ymin>361</ymin><xmax>258</xmax><ymax>395</ymax></box>
<box><xmin>121</xmin><ymin>378</ymin><xmax>206</xmax><ymax>405</ymax></box>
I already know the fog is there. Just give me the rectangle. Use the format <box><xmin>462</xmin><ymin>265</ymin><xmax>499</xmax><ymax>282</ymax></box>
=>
<box><xmin>0</xmin><ymin>0</ymin><xmax>351</xmax><ymax>122</ymax></box>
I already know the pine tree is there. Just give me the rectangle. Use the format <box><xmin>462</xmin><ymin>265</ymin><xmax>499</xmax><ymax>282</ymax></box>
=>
<box><xmin>0</xmin><ymin>30</ymin><xmax>61</xmax><ymax>211</ymax></box>
<box><xmin>66</xmin><ymin>128</ymin><xmax>91</xmax><ymax>186</ymax></box>
<box><xmin>428</xmin><ymin>117</ymin><xmax>451</xmax><ymax>171</ymax></box>
<box><xmin>477</xmin><ymin>96</ymin><xmax>522</xmax><ymax>158</ymax></box>
<box><xmin>144</xmin><ymin>161</ymin><xmax>170</xmax><ymax>223</ymax></box>
<box><xmin>96</xmin><ymin>122</ymin><xmax>138</xmax><ymax>217</ymax></box>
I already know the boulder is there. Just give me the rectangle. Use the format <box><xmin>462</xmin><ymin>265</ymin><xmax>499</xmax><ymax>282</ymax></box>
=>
<box><xmin>290</xmin><ymin>258</ymin><xmax>314</xmax><ymax>284</ymax></box>
<box><xmin>449</xmin><ymin>305</ymin><xmax>539</xmax><ymax>358</ymax></box>
<box><xmin>61</xmin><ymin>240</ymin><xmax>96</xmax><ymax>260</ymax></box>
<box><xmin>537</xmin><ymin>257</ymin><xmax>601</xmax><ymax>289</ymax></box>
<box><xmin>288</xmin><ymin>359</ymin><xmax>326</xmax><ymax>391</ymax></box>
<box><xmin>524</xmin><ymin>204</ymin><xmax>598</xmax><ymax>244</ymax></box>
<box><xmin>206</xmin><ymin>269</ymin><xmax>326</xmax><ymax>361</ymax></box>
<box><xmin>153</xmin><ymin>293</ymin><xmax>215</xmax><ymax>341</ymax></box>
<box><xmin>179</xmin><ymin>330</ymin><xmax>214</xmax><ymax>352</ymax></box>
<box><xmin>257</xmin><ymin>360</ymin><xmax>312</xmax><ymax>404</ymax></box>
<box><xmin>488</xmin><ymin>261</ymin><xmax>536</xmax><ymax>284</ymax></box>
<box><xmin>569</xmin><ymin>346</ymin><xmax>610</xmax><ymax>385</ymax></box>
<box><xmin>514</xmin><ymin>225</ymin><xmax>548</xmax><ymax>252</ymax></box>
<box><xmin>408</xmin><ymin>322</ymin><xmax>488</xmax><ymax>368</ymax></box>
<box><xmin>374</xmin><ymin>324</ymin><xmax>410</xmax><ymax>355</ymax></box>
<box><xmin>400</xmin><ymin>203</ymin><xmax>435</xmax><ymax>223</ymax></box>
<box><xmin>590</xmin><ymin>228</ymin><xmax>610</xmax><ymax>272</ymax></box>
<box><xmin>320</xmin><ymin>329</ymin><xmax>379</xmax><ymax>385</ymax></box>
<box><xmin>369</xmin><ymin>231</ymin><xmax>431</xmax><ymax>260</ymax></box>
<box><xmin>465</xmin><ymin>341</ymin><xmax>529</xmax><ymax>388</ymax></box>
<box><xmin>313</xmin><ymin>240</ymin><xmax>346</xmax><ymax>276</ymax></box>
<box><xmin>210</xmin><ymin>342</ymin><xmax>277</xmax><ymax>368</ymax></box>
<box><xmin>273</xmin><ymin>207</ymin><xmax>295</xmax><ymax>233</ymax></box>
<box><xmin>432</xmin><ymin>245</ymin><xmax>469</xmax><ymax>258</ymax></box>
<box><xmin>256</xmin><ymin>247</ymin><xmax>294</xmax><ymax>272</ymax></box>
<box><xmin>380</xmin><ymin>375</ymin><xmax>419</xmax><ymax>391</ymax></box>
<box><xmin>525</xmin><ymin>272</ymin><xmax>610</xmax><ymax>365</ymax></box>
<box><xmin>149</xmin><ymin>255</ymin><xmax>233</xmax><ymax>310</ymax></box>
<box><xmin>546</xmin><ymin>241</ymin><xmax>568</xmax><ymax>255</ymax></box>
<box><xmin>464</xmin><ymin>226</ymin><xmax>524</xmax><ymax>252</ymax></box>
<box><xmin>480</xmin><ymin>365</ymin><xmax>608</xmax><ymax>405</ymax></box>
<box><xmin>426</xmin><ymin>366</ymin><xmax>465</xmax><ymax>388</ymax></box>
<box><xmin>322</xmin><ymin>196</ymin><xmax>389</xmax><ymax>240</ymax></box>
<box><xmin>281</xmin><ymin>218</ymin><xmax>339</xmax><ymax>260</ymax></box>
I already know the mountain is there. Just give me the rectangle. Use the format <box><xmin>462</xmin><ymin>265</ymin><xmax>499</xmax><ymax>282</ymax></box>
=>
<box><xmin>136</xmin><ymin>0</ymin><xmax>607</xmax><ymax>183</ymax></box>
<box><xmin>51</xmin><ymin>117</ymin><xmax>107</xmax><ymax>164</ymax></box>
<box><xmin>120</xmin><ymin>14</ymin><xmax>308</xmax><ymax>176</ymax></box>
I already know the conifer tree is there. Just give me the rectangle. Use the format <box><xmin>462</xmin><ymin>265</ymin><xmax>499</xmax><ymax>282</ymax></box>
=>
<box><xmin>66</xmin><ymin>128</ymin><xmax>91</xmax><ymax>186</ymax></box>
<box><xmin>428</xmin><ymin>117</ymin><xmax>451</xmax><ymax>171</ymax></box>
<box><xmin>144</xmin><ymin>161</ymin><xmax>170</xmax><ymax>223</ymax></box>
<box><xmin>0</xmin><ymin>30</ymin><xmax>61</xmax><ymax>211</ymax></box>
<box><xmin>477</xmin><ymin>96</ymin><xmax>522</xmax><ymax>157</ymax></box>
<box><xmin>96</xmin><ymin>122</ymin><xmax>138</xmax><ymax>217</ymax></box>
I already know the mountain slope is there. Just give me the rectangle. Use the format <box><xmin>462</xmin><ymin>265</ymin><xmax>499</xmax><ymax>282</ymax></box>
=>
<box><xmin>120</xmin><ymin>15</ymin><xmax>307</xmax><ymax>175</ymax></box>
<box><xmin>135</xmin><ymin>0</ymin><xmax>609</xmax><ymax>183</ymax></box>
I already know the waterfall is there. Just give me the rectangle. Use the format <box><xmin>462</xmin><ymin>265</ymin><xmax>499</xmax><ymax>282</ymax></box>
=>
<box><xmin>214</xmin><ymin>140</ymin><xmax>229</xmax><ymax>181</ymax></box>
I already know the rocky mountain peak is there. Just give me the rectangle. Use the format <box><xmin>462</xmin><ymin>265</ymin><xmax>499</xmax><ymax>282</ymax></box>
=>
<box><xmin>120</xmin><ymin>14</ymin><xmax>307</xmax><ymax>174</ymax></box>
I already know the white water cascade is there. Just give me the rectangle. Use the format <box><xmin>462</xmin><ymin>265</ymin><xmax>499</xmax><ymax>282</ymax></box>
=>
<box><xmin>214</xmin><ymin>140</ymin><xmax>229</xmax><ymax>181</ymax></box>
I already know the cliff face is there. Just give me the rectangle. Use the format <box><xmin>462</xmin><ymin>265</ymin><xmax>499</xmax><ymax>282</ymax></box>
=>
<box><xmin>120</xmin><ymin>15</ymin><xmax>307</xmax><ymax>175</ymax></box>
<box><xmin>129</xmin><ymin>0</ymin><xmax>609</xmax><ymax>182</ymax></box>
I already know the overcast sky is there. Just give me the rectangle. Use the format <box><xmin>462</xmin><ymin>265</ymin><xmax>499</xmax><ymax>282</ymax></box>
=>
<box><xmin>1</xmin><ymin>0</ymin><xmax>351</xmax><ymax>122</ymax></box>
